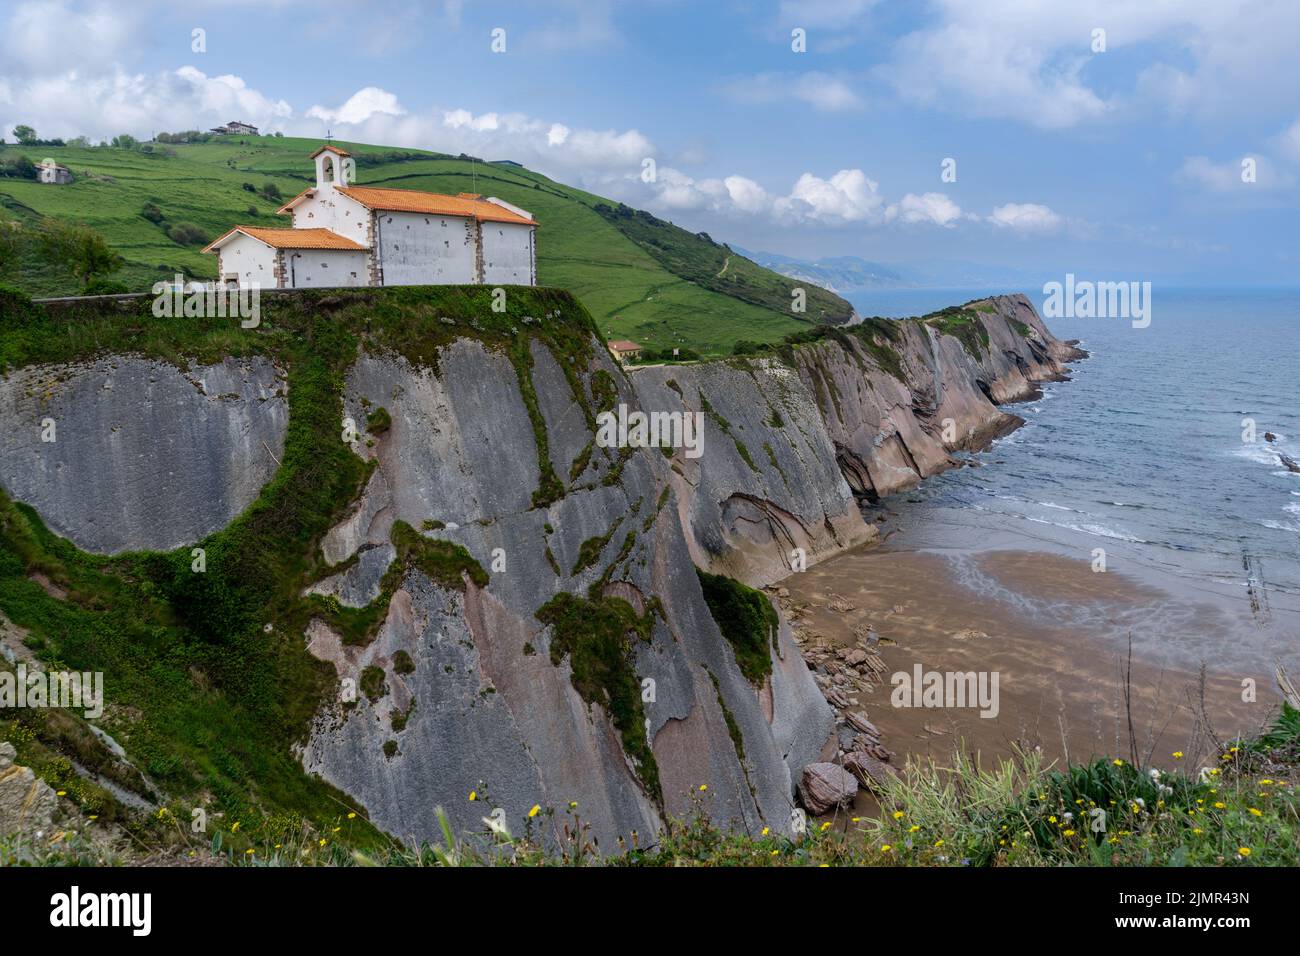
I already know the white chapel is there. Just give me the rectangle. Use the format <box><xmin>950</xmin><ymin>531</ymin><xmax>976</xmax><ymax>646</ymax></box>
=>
<box><xmin>203</xmin><ymin>145</ymin><xmax>538</xmax><ymax>289</ymax></box>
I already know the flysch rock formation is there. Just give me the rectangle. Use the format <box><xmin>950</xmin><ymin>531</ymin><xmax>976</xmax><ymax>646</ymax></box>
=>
<box><xmin>633</xmin><ymin>357</ymin><xmax>874</xmax><ymax>587</ymax></box>
<box><xmin>0</xmin><ymin>356</ymin><xmax>287</xmax><ymax>553</ymax></box>
<box><xmin>0</xmin><ymin>289</ymin><xmax>1082</xmax><ymax>848</ymax></box>
<box><xmin>297</xmin><ymin>340</ymin><xmax>834</xmax><ymax>847</ymax></box>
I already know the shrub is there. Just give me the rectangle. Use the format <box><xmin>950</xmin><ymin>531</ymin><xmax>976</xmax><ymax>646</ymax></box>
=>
<box><xmin>83</xmin><ymin>278</ymin><xmax>130</xmax><ymax>295</ymax></box>
<box><xmin>167</xmin><ymin>222</ymin><xmax>208</xmax><ymax>246</ymax></box>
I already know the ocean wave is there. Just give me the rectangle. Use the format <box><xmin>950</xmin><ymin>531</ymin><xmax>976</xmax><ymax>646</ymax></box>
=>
<box><xmin>1234</xmin><ymin>443</ymin><xmax>1291</xmax><ymax>466</ymax></box>
<box><xmin>1021</xmin><ymin>514</ymin><xmax>1147</xmax><ymax>543</ymax></box>
<box><xmin>1261</xmin><ymin>519</ymin><xmax>1300</xmax><ymax>534</ymax></box>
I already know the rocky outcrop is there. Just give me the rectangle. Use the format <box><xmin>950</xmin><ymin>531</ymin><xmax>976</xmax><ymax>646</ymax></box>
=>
<box><xmin>0</xmin><ymin>356</ymin><xmax>287</xmax><ymax>553</ymax></box>
<box><xmin>0</xmin><ymin>742</ymin><xmax>59</xmax><ymax>841</ymax></box>
<box><xmin>298</xmin><ymin>342</ymin><xmax>833</xmax><ymax>847</ymax></box>
<box><xmin>633</xmin><ymin>358</ymin><xmax>873</xmax><ymax>586</ymax></box>
<box><xmin>770</xmin><ymin>294</ymin><xmax>1084</xmax><ymax>500</ymax></box>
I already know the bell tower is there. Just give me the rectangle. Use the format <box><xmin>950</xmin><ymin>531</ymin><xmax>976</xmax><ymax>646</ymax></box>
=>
<box><xmin>311</xmin><ymin>144</ymin><xmax>355</xmax><ymax>189</ymax></box>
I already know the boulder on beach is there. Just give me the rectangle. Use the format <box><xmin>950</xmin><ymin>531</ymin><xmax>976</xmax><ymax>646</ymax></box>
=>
<box><xmin>798</xmin><ymin>762</ymin><xmax>858</xmax><ymax>814</ymax></box>
<box><xmin>843</xmin><ymin>751</ymin><xmax>899</xmax><ymax>792</ymax></box>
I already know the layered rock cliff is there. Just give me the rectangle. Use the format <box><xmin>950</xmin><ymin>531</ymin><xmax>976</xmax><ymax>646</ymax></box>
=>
<box><xmin>0</xmin><ymin>287</ymin><xmax>1081</xmax><ymax>848</ymax></box>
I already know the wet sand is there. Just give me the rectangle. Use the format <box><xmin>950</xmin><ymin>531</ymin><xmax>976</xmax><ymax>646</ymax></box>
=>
<box><xmin>783</xmin><ymin>545</ymin><xmax>1283</xmax><ymax>789</ymax></box>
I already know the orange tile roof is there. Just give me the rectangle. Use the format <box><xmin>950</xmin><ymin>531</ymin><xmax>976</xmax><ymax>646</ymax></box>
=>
<box><xmin>276</xmin><ymin>187</ymin><xmax>315</xmax><ymax>215</ymax></box>
<box><xmin>607</xmin><ymin>340</ymin><xmax>643</xmax><ymax>352</ymax></box>
<box><xmin>310</xmin><ymin>144</ymin><xmax>352</xmax><ymax>158</ymax></box>
<box><xmin>337</xmin><ymin>186</ymin><xmax>536</xmax><ymax>226</ymax></box>
<box><xmin>203</xmin><ymin>226</ymin><xmax>367</xmax><ymax>253</ymax></box>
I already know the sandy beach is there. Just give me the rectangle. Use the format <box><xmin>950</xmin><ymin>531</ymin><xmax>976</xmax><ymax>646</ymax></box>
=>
<box><xmin>782</xmin><ymin>543</ymin><xmax>1284</xmax><ymax>800</ymax></box>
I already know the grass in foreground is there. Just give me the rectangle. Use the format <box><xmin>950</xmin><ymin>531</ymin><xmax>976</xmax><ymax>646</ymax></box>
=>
<box><xmin>6</xmin><ymin>706</ymin><xmax>1295</xmax><ymax>867</ymax></box>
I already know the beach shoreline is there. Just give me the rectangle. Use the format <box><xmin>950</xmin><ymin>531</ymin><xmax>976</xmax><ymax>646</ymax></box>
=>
<box><xmin>778</xmin><ymin>538</ymin><xmax>1285</xmax><ymax>812</ymax></box>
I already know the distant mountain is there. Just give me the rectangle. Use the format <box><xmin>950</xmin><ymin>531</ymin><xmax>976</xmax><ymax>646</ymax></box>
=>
<box><xmin>732</xmin><ymin>246</ymin><xmax>907</xmax><ymax>292</ymax></box>
<box><xmin>733</xmin><ymin>247</ymin><xmax>1050</xmax><ymax>294</ymax></box>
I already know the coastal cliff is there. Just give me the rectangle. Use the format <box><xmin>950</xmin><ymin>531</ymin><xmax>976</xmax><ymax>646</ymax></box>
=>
<box><xmin>0</xmin><ymin>286</ymin><xmax>1082</xmax><ymax>848</ymax></box>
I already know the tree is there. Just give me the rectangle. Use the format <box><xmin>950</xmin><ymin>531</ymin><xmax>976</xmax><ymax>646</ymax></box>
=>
<box><xmin>111</xmin><ymin>133</ymin><xmax>138</xmax><ymax>150</ymax></box>
<box><xmin>12</xmin><ymin>125</ymin><xmax>36</xmax><ymax>144</ymax></box>
<box><xmin>39</xmin><ymin>219</ymin><xmax>124</xmax><ymax>289</ymax></box>
<box><xmin>0</xmin><ymin>154</ymin><xmax>37</xmax><ymax>180</ymax></box>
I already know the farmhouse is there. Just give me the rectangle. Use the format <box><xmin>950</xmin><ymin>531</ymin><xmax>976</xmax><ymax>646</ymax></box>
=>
<box><xmin>210</xmin><ymin>121</ymin><xmax>260</xmax><ymax>136</ymax></box>
<box><xmin>35</xmin><ymin>159</ymin><xmax>72</xmax><ymax>185</ymax></box>
<box><xmin>203</xmin><ymin>145</ymin><xmax>538</xmax><ymax>289</ymax></box>
<box><xmin>607</xmin><ymin>340</ymin><xmax>643</xmax><ymax>363</ymax></box>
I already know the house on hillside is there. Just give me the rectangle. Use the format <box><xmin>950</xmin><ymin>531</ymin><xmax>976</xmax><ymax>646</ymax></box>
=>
<box><xmin>210</xmin><ymin>121</ymin><xmax>260</xmax><ymax>136</ymax></box>
<box><xmin>203</xmin><ymin>145</ymin><xmax>538</xmax><ymax>289</ymax></box>
<box><xmin>35</xmin><ymin>159</ymin><xmax>72</xmax><ymax>184</ymax></box>
<box><xmin>607</xmin><ymin>340</ymin><xmax>643</xmax><ymax>364</ymax></box>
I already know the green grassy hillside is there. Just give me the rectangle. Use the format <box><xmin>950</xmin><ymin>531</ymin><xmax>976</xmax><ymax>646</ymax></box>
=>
<box><xmin>0</xmin><ymin>135</ymin><xmax>852</xmax><ymax>356</ymax></box>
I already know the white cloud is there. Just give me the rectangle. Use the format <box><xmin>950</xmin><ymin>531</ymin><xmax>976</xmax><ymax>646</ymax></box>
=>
<box><xmin>2</xmin><ymin>0</ymin><xmax>137</xmax><ymax>76</ymax></box>
<box><xmin>987</xmin><ymin>203</ymin><xmax>1063</xmax><ymax>233</ymax></box>
<box><xmin>886</xmin><ymin>192</ymin><xmax>964</xmax><ymax>227</ymax></box>
<box><xmin>778</xmin><ymin>169</ymin><xmax>885</xmax><ymax>223</ymax></box>
<box><xmin>0</xmin><ymin>66</ymin><xmax>292</xmax><ymax>142</ymax></box>
<box><xmin>289</xmin><ymin>99</ymin><xmax>654</xmax><ymax>184</ymax></box>
<box><xmin>723</xmin><ymin>72</ymin><xmax>864</xmax><ymax>112</ymax></box>
<box><xmin>723</xmin><ymin>176</ymin><xmax>772</xmax><ymax>215</ymax></box>
<box><xmin>306</xmin><ymin>88</ymin><xmax>405</xmax><ymax>125</ymax></box>
<box><xmin>1175</xmin><ymin>154</ymin><xmax>1294</xmax><ymax>193</ymax></box>
<box><xmin>878</xmin><ymin>0</ymin><xmax>1300</xmax><ymax>129</ymax></box>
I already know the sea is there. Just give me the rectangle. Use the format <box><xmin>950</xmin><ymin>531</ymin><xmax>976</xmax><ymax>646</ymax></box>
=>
<box><xmin>841</xmin><ymin>286</ymin><xmax>1300</xmax><ymax>675</ymax></box>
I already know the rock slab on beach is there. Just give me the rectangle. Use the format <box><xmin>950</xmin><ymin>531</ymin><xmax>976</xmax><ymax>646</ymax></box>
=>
<box><xmin>798</xmin><ymin>762</ymin><xmax>858</xmax><ymax>814</ymax></box>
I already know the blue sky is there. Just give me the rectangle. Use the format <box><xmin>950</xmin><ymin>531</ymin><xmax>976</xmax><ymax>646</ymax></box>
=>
<box><xmin>2</xmin><ymin>0</ymin><xmax>1298</xmax><ymax>284</ymax></box>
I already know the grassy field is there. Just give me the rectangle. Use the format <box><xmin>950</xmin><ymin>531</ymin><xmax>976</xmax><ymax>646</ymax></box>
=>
<box><xmin>0</xmin><ymin>135</ymin><xmax>852</xmax><ymax>357</ymax></box>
